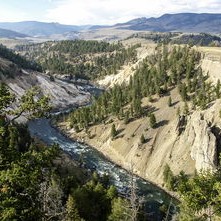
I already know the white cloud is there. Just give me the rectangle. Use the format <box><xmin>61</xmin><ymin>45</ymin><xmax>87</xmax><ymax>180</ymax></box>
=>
<box><xmin>3</xmin><ymin>0</ymin><xmax>221</xmax><ymax>25</ymax></box>
<box><xmin>45</xmin><ymin>0</ymin><xmax>221</xmax><ymax>25</ymax></box>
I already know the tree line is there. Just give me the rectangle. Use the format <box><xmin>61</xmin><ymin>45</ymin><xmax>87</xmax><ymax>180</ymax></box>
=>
<box><xmin>0</xmin><ymin>44</ymin><xmax>42</xmax><ymax>73</ymax></box>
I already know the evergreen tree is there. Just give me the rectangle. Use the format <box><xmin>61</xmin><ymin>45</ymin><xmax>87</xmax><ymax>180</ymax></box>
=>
<box><xmin>140</xmin><ymin>134</ymin><xmax>145</xmax><ymax>144</ymax></box>
<box><xmin>65</xmin><ymin>195</ymin><xmax>81</xmax><ymax>221</ymax></box>
<box><xmin>124</xmin><ymin>111</ymin><xmax>129</xmax><ymax>124</ymax></box>
<box><xmin>176</xmin><ymin>106</ymin><xmax>181</xmax><ymax>117</ymax></box>
<box><xmin>163</xmin><ymin>164</ymin><xmax>175</xmax><ymax>190</ymax></box>
<box><xmin>215</xmin><ymin>79</ymin><xmax>221</xmax><ymax>99</ymax></box>
<box><xmin>183</xmin><ymin>102</ymin><xmax>189</xmax><ymax>116</ymax></box>
<box><xmin>149</xmin><ymin>113</ymin><xmax>157</xmax><ymax>128</ymax></box>
<box><xmin>168</xmin><ymin>96</ymin><xmax>172</xmax><ymax>107</ymax></box>
<box><xmin>108</xmin><ymin>198</ymin><xmax>131</xmax><ymax>221</ymax></box>
<box><xmin>111</xmin><ymin>124</ymin><xmax>117</xmax><ymax>139</ymax></box>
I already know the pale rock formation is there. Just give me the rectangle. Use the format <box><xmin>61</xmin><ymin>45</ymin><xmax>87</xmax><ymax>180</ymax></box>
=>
<box><xmin>6</xmin><ymin>71</ymin><xmax>91</xmax><ymax>109</ymax></box>
<box><xmin>182</xmin><ymin>113</ymin><xmax>217</xmax><ymax>171</ymax></box>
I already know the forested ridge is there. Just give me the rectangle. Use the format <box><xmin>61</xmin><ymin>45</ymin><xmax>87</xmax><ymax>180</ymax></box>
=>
<box><xmin>68</xmin><ymin>45</ymin><xmax>220</xmax><ymax>131</ymax></box>
<box><xmin>129</xmin><ymin>32</ymin><xmax>221</xmax><ymax>46</ymax></box>
<box><xmin>0</xmin><ymin>44</ymin><xmax>41</xmax><ymax>73</ymax></box>
<box><xmin>16</xmin><ymin>40</ymin><xmax>139</xmax><ymax>80</ymax></box>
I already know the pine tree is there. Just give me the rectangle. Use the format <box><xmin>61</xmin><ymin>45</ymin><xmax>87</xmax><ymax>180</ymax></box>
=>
<box><xmin>108</xmin><ymin>197</ymin><xmax>131</xmax><ymax>221</ymax></box>
<box><xmin>149</xmin><ymin>113</ymin><xmax>156</xmax><ymax>128</ymax></box>
<box><xmin>111</xmin><ymin>124</ymin><xmax>117</xmax><ymax>139</ymax></box>
<box><xmin>215</xmin><ymin>79</ymin><xmax>221</xmax><ymax>99</ymax></box>
<box><xmin>140</xmin><ymin>134</ymin><xmax>145</xmax><ymax>144</ymax></box>
<box><xmin>176</xmin><ymin>107</ymin><xmax>181</xmax><ymax>117</ymax></box>
<box><xmin>180</xmin><ymin>83</ymin><xmax>188</xmax><ymax>101</ymax></box>
<box><xmin>124</xmin><ymin>111</ymin><xmax>129</xmax><ymax>124</ymax></box>
<box><xmin>168</xmin><ymin>96</ymin><xmax>172</xmax><ymax>107</ymax></box>
<box><xmin>65</xmin><ymin>195</ymin><xmax>81</xmax><ymax>221</ymax></box>
<box><xmin>183</xmin><ymin>102</ymin><xmax>189</xmax><ymax>116</ymax></box>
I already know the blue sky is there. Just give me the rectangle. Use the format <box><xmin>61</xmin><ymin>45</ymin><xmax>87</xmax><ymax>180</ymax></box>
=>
<box><xmin>1</xmin><ymin>0</ymin><xmax>221</xmax><ymax>25</ymax></box>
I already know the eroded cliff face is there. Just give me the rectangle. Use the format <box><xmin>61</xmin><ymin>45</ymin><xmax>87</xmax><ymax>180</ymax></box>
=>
<box><xmin>180</xmin><ymin>112</ymin><xmax>218</xmax><ymax>171</ymax></box>
<box><xmin>142</xmin><ymin>102</ymin><xmax>221</xmax><ymax>184</ymax></box>
<box><xmin>63</xmin><ymin>99</ymin><xmax>221</xmax><ymax>186</ymax></box>
<box><xmin>147</xmin><ymin>101</ymin><xmax>221</xmax><ymax>184</ymax></box>
<box><xmin>5</xmin><ymin>71</ymin><xmax>91</xmax><ymax>109</ymax></box>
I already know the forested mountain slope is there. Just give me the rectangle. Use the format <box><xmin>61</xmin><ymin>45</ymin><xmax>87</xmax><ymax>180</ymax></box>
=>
<box><xmin>15</xmin><ymin>40</ymin><xmax>139</xmax><ymax>80</ymax></box>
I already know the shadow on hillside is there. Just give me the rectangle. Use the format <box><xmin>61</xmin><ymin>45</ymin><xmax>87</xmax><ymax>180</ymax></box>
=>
<box><xmin>146</xmin><ymin>106</ymin><xmax>159</xmax><ymax>114</ymax></box>
<box><xmin>156</xmin><ymin>119</ymin><xmax>169</xmax><ymax>128</ymax></box>
<box><xmin>171</xmin><ymin>101</ymin><xmax>179</xmax><ymax>107</ymax></box>
<box><xmin>116</xmin><ymin>128</ymin><xmax>125</xmax><ymax>139</ymax></box>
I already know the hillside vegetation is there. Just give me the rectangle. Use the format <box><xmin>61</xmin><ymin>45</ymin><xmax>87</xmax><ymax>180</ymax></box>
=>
<box><xmin>16</xmin><ymin>40</ymin><xmax>139</xmax><ymax>80</ymax></box>
<box><xmin>0</xmin><ymin>42</ymin><xmax>94</xmax><ymax>110</ymax></box>
<box><xmin>68</xmin><ymin>45</ymin><xmax>216</xmax><ymax>130</ymax></box>
<box><xmin>129</xmin><ymin>32</ymin><xmax>221</xmax><ymax>46</ymax></box>
<box><xmin>0</xmin><ymin>44</ymin><xmax>41</xmax><ymax>78</ymax></box>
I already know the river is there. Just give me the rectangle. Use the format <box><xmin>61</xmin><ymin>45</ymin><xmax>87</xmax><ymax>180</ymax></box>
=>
<box><xmin>28</xmin><ymin>116</ymin><xmax>177</xmax><ymax>220</ymax></box>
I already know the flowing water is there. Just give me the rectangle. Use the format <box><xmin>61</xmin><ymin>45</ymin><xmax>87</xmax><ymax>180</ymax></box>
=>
<box><xmin>28</xmin><ymin>117</ymin><xmax>177</xmax><ymax>220</ymax></box>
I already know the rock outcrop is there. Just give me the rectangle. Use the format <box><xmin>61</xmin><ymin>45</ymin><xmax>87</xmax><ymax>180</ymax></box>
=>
<box><xmin>180</xmin><ymin>112</ymin><xmax>217</xmax><ymax>171</ymax></box>
<box><xmin>6</xmin><ymin>71</ymin><xmax>91</xmax><ymax>110</ymax></box>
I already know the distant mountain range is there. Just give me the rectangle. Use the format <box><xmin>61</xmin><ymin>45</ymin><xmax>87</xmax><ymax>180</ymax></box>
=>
<box><xmin>1</xmin><ymin>13</ymin><xmax>221</xmax><ymax>39</ymax></box>
<box><xmin>0</xmin><ymin>28</ymin><xmax>29</xmax><ymax>38</ymax></box>
<box><xmin>118</xmin><ymin>13</ymin><xmax>221</xmax><ymax>33</ymax></box>
<box><xmin>0</xmin><ymin>21</ymin><xmax>90</xmax><ymax>37</ymax></box>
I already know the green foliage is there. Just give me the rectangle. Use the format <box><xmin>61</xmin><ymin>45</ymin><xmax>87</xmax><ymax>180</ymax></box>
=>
<box><xmin>17</xmin><ymin>40</ymin><xmax>139</xmax><ymax>80</ymax></box>
<box><xmin>51</xmin><ymin>40</ymin><xmax>122</xmax><ymax>55</ymax></box>
<box><xmin>163</xmin><ymin>164</ymin><xmax>176</xmax><ymax>190</ymax></box>
<box><xmin>219</xmin><ymin>110</ymin><xmax>221</xmax><ymax>119</ymax></box>
<box><xmin>0</xmin><ymin>84</ymin><xmax>131</xmax><ymax>221</ymax></box>
<box><xmin>0</xmin><ymin>84</ymin><xmax>51</xmax><ymax>123</ymax></box>
<box><xmin>215</xmin><ymin>79</ymin><xmax>221</xmax><ymax>99</ymax></box>
<box><xmin>69</xmin><ymin>45</ymin><xmax>211</xmax><ymax>131</ymax></box>
<box><xmin>171</xmin><ymin>33</ymin><xmax>221</xmax><ymax>46</ymax></box>
<box><xmin>72</xmin><ymin>181</ymin><xmax>112</xmax><ymax>221</ymax></box>
<box><xmin>168</xmin><ymin>96</ymin><xmax>172</xmax><ymax>107</ymax></box>
<box><xmin>111</xmin><ymin>124</ymin><xmax>117</xmax><ymax>139</ymax></box>
<box><xmin>176</xmin><ymin>106</ymin><xmax>181</xmax><ymax>117</ymax></box>
<box><xmin>131</xmin><ymin>32</ymin><xmax>221</xmax><ymax>46</ymax></box>
<box><xmin>65</xmin><ymin>195</ymin><xmax>82</xmax><ymax>221</ymax></box>
<box><xmin>178</xmin><ymin>170</ymin><xmax>221</xmax><ymax>220</ymax></box>
<box><xmin>140</xmin><ymin>134</ymin><xmax>145</xmax><ymax>144</ymax></box>
<box><xmin>0</xmin><ymin>123</ymin><xmax>60</xmax><ymax>220</ymax></box>
<box><xmin>124</xmin><ymin>111</ymin><xmax>130</xmax><ymax>124</ymax></box>
<box><xmin>108</xmin><ymin>197</ymin><xmax>131</xmax><ymax>221</ymax></box>
<box><xmin>183</xmin><ymin>102</ymin><xmax>189</xmax><ymax>116</ymax></box>
<box><xmin>0</xmin><ymin>83</ymin><xmax>15</xmax><ymax>113</ymax></box>
<box><xmin>149</xmin><ymin>113</ymin><xmax>156</xmax><ymax>129</ymax></box>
